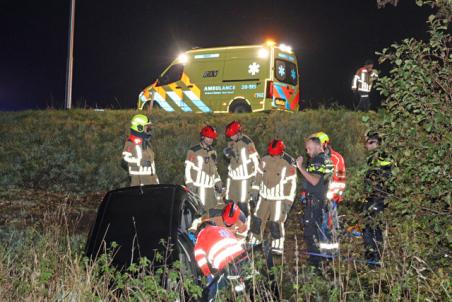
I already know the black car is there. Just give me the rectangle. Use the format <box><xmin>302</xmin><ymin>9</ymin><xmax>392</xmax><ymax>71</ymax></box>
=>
<box><xmin>85</xmin><ymin>184</ymin><xmax>203</xmax><ymax>277</ymax></box>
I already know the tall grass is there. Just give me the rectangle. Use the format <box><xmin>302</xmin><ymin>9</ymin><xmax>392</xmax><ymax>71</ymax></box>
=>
<box><xmin>0</xmin><ymin>199</ymin><xmax>448</xmax><ymax>301</ymax></box>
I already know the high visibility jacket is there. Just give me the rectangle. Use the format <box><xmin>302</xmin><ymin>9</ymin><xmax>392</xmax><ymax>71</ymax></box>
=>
<box><xmin>122</xmin><ymin>135</ymin><xmax>157</xmax><ymax>176</ymax></box>
<box><xmin>185</xmin><ymin>144</ymin><xmax>221</xmax><ymax>188</ymax></box>
<box><xmin>365</xmin><ymin>151</ymin><xmax>393</xmax><ymax>201</ymax></box>
<box><xmin>327</xmin><ymin>148</ymin><xmax>346</xmax><ymax>202</ymax></box>
<box><xmin>252</xmin><ymin>153</ymin><xmax>297</xmax><ymax>202</ymax></box>
<box><xmin>352</xmin><ymin>67</ymin><xmax>378</xmax><ymax>93</ymax></box>
<box><xmin>226</xmin><ymin>135</ymin><xmax>260</xmax><ymax>180</ymax></box>
<box><xmin>302</xmin><ymin>152</ymin><xmax>334</xmax><ymax>201</ymax></box>
<box><xmin>194</xmin><ymin>226</ymin><xmax>245</xmax><ymax>276</ymax></box>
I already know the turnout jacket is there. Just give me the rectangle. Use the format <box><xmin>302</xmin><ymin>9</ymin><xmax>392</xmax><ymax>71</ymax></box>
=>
<box><xmin>252</xmin><ymin>153</ymin><xmax>297</xmax><ymax>202</ymax></box>
<box><xmin>122</xmin><ymin>135</ymin><xmax>157</xmax><ymax>176</ymax></box>
<box><xmin>226</xmin><ymin>135</ymin><xmax>260</xmax><ymax>180</ymax></box>
<box><xmin>185</xmin><ymin>143</ymin><xmax>221</xmax><ymax>188</ymax></box>
<box><xmin>352</xmin><ymin>66</ymin><xmax>378</xmax><ymax>93</ymax></box>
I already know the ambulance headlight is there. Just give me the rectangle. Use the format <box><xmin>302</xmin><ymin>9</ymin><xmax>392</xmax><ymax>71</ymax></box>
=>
<box><xmin>257</xmin><ymin>48</ymin><xmax>269</xmax><ymax>59</ymax></box>
<box><xmin>177</xmin><ymin>53</ymin><xmax>189</xmax><ymax>64</ymax></box>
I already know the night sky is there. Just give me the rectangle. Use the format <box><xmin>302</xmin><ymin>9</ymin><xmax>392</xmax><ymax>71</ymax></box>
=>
<box><xmin>0</xmin><ymin>0</ymin><xmax>432</xmax><ymax>111</ymax></box>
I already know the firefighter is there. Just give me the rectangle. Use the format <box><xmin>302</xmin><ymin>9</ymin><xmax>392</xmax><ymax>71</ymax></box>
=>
<box><xmin>310</xmin><ymin>132</ymin><xmax>346</xmax><ymax>251</ymax></box>
<box><xmin>296</xmin><ymin>136</ymin><xmax>333</xmax><ymax>266</ymax></box>
<box><xmin>363</xmin><ymin>131</ymin><xmax>393</xmax><ymax>264</ymax></box>
<box><xmin>194</xmin><ymin>222</ymin><xmax>248</xmax><ymax>301</ymax></box>
<box><xmin>352</xmin><ymin>59</ymin><xmax>379</xmax><ymax>112</ymax></box>
<box><xmin>185</xmin><ymin>125</ymin><xmax>223</xmax><ymax>214</ymax></box>
<box><xmin>189</xmin><ymin>201</ymin><xmax>248</xmax><ymax>242</ymax></box>
<box><xmin>223</xmin><ymin>121</ymin><xmax>260</xmax><ymax>217</ymax></box>
<box><xmin>122</xmin><ymin>114</ymin><xmax>159</xmax><ymax>186</ymax></box>
<box><xmin>248</xmin><ymin>139</ymin><xmax>297</xmax><ymax>256</ymax></box>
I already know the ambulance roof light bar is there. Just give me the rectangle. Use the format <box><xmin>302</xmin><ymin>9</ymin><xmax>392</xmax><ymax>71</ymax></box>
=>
<box><xmin>279</xmin><ymin>43</ymin><xmax>293</xmax><ymax>53</ymax></box>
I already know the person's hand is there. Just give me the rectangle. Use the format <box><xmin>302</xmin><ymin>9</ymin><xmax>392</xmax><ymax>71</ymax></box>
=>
<box><xmin>214</xmin><ymin>182</ymin><xmax>223</xmax><ymax>194</ymax></box>
<box><xmin>296</xmin><ymin>156</ymin><xmax>304</xmax><ymax>170</ymax></box>
<box><xmin>250</xmin><ymin>191</ymin><xmax>259</xmax><ymax>207</ymax></box>
<box><xmin>141</xmin><ymin>160</ymin><xmax>152</xmax><ymax>167</ymax></box>
<box><xmin>188</xmin><ymin>217</ymin><xmax>202</xmax><ymax>233</ymax></box>
<box><xmin>223</xmin><ymin>147</ymin><xmax>236</xmax><ymax>158</ymax></box>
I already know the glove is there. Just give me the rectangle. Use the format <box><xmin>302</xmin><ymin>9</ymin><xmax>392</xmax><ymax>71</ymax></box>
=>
<box><xmin>188</xmin><ymin>217</ymin><xmax>202</xmax><ymax>233</ymax></box>
<box><xmin>214</xmin><ymin>182</ymin><xmax>223</xmax><ymax>194</ymax></box>
<box><xmin>188</xmin><ymin>231</ymin><xmax>197</xmax><ymax>243</ymax></box>
<box><xmin>299</xmin><ymin>191</ymin><xmax>307</xmax><ymax>204</ymax></box>
<box><xmin>141</xmin><ymin>160</ymin><xmax>152</xmax><ymax>167</ymax></box>
<box><xmin>250</xmin><ymin>191</ymin><xmax>259</xmax><ymax>207</ymax></box>
<box><xmin>223</xmin><ymin>147</ymin><xmax>236</xmax><ymax>159</ymax></box>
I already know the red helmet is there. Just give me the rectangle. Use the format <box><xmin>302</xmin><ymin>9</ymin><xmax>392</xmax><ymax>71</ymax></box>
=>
<box><xmin>225</xmin><ymin>121</ymin><xmax>241</xmax><ymax>138</ymax></box>
<box><xmin>267</xmin><ymin>139</ymin><xmax>285</xmax><ymax>156</ymax></box>
<box><xmin>200</xmin><ymin>125</ymin><xmax>218</xmax><ymax>139</ymax></box>
<box><xmin>222</xmin><ymin>202</ymin><xmax>240</xmax><ymax>227</ymax></box>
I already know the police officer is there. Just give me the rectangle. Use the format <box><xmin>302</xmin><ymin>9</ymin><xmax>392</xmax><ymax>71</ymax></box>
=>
<box><xmin>248</xmin><ymin>139</ymin><xmax>297</xmax><ymax>255</ymax></box>
<box><xmin>296</xmin><ymin>136</ymin><xmax>333</xmax><ymax>266</ymax></box>
<box><xmin>122</xmin><ymin>114</ymin><xmax>159</xmax><ymax>186</ymax></box>
<box><xmin>223</xmin><ymin>121</ymin><xmax>260</xmax><ymax>217</ymax></box>
<box><xmin>363</xmin><ymin>131</ymin><xmax>393</xmax><ymax>264</ymax></box>
<box><xmin>185</xmin><ymin>125</ymin><xmax>223</xmax><ymax>214</ymax></box>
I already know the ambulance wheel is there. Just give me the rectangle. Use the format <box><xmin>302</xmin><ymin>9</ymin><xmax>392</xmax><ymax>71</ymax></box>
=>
<box><xmin>229</xmin><ymin>100</ymin><xmax>251</xmax><ymax>113</ymax></box>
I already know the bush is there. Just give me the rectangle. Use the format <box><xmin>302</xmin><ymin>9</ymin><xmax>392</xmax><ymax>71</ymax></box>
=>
<box><xmin>0</xmin><ymin>109</ymin><xmax>369</xmax><ymax>193</ymax></box>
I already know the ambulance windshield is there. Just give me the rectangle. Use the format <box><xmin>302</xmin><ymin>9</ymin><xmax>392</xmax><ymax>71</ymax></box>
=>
<box><xmin>157</xmin><ymin>64</ymin><xmax>184</xmax><ymax>86</ymax></box>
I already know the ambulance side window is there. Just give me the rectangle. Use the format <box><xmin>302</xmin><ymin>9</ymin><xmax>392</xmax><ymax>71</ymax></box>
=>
<box><xmin>157</xmin><ymin>64</ymin><xmax>184</xmax><ymax>86</ymax></box>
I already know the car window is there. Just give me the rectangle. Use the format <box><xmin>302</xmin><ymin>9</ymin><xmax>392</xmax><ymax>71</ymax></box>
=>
<box><xmin>157</xmin><ymin>64</ymin><xmax>184</xmax><ymax>86</ymax></box>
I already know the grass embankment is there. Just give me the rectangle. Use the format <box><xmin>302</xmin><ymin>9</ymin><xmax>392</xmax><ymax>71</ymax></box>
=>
<box><xmin>0</xmin><ymin>109</ymin><xmax>368</xmax><ymax>192</ymax></box>
<box><xmin>0</xmin><ymin>109</ymin><xmax>449</xmax><ymax>301</ymax></box>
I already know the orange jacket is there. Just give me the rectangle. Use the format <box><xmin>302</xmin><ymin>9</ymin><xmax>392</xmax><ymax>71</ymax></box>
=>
<box><xmin>328</xmin><ymin>148</ymin><xmax>346</xmax><ymax>202</ymax></box>
<box><xmin>194</xmin><ymin>226</ymin><xmax>245</xmax><ymax>276</ymax></box>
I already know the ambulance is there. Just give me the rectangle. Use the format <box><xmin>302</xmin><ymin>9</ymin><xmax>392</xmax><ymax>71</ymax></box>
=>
<box><xmin>137</xmin><ymin>41</ymin><xmax>300</xmax><ymax>113</ymax></box>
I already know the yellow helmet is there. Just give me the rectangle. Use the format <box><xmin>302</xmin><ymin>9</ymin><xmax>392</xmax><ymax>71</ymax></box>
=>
<box><xmin>130</xmin><ymin>114</ymin><xmax>151</xmax><ymax>133</ymax></box>
<box><xmin>310</xmin><ymin>131</ymin><xmax>330</xmax><ymax>145</ymax></box>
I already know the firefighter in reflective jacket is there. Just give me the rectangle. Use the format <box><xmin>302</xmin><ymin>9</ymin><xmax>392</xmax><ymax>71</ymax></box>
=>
<box><xmin>310</xmin><ymin>132</ymin><xmax>346</xmax><ymax>251</ymax></box>
<box><xmin>194</xmin><ymin>224</ymin><xmax>246</xmax><ymax>277</ymax></box>
<box><xmin>223</xmin><ymin>121</ymin><xmax>260</xmax><ymax>217</ymax></box>
<box><xmin>296</xmin><ymin>136</ymin><xmax>333</xmax><ymax>266</ymax></box>
<box><xmin>248</xmin><ymin>139</ymin><xmax>297</xmax><ymax>255</ymax></box>
<box><xmin>122</xmin><ymin>114</ymin><xmax>159</xmax><ymax>186</ymax></box>
<box><xmin>352</xmin><ymin>59</ymin><xmax>379</xmax><ymax>112</ymax></box>
<box><xmin>190</xmin><ymin>201</ymin><xmax>248</xmax><ymax>241</ymax></box>
<box><xmin>185</xmin><ymin>126</ymin><xmax>223</xmax><ymax>214</ymax></box>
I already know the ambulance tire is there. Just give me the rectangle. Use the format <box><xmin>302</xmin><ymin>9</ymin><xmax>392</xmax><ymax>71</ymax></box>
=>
<box><xmin>229</xmin><ymin>100</ymin><xmax>251</xmax><ymax>113</ymax></box>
